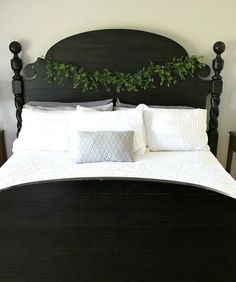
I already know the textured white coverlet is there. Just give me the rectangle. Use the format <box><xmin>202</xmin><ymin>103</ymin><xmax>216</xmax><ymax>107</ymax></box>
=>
<box><xmin>0</xmin><ymin>151</ymin><xmax>236</xmax><ymax>198</ymax></box>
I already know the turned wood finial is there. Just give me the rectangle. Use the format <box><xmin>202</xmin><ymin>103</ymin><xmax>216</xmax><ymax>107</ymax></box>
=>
<box><xmin>9</xmin><ymin>41</ymin><xmax>22</xmax><ymax>54</ymax></box>
<box><xmin>212</xmin><ymin>41</ymin><xmax>225</xmax><ymax>79</ymax></box>
<box><xmin>208</xmin><ymin>41</ymin><xmax>225</xmax><ymax>156</ymax></box>
<box><xmin>213</xmin><ymin>41</ymin><xmax>225</xmax><ymax>55</ymax></box>
<box><xmin>9</xmin><ymin>41</ymin><xmax>24</xmax><ymax>136</ymax></box>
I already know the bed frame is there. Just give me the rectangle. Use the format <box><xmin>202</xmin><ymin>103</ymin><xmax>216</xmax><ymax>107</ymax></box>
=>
<box><xmin>1</xmin><ymin>29</ymin><xmax>235</xmax><ymax>282</ymax></box>
<box><xmin>9</xmin><ymin>29</ymin><xmax>224</xmax><ymax>155</ymax></box>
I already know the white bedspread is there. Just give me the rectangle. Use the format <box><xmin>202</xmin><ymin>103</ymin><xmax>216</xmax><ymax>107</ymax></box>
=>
<box><xmin>0</xmin><ymin>151</ymin><xmax>236</xmax><ymax>198</ymax></box>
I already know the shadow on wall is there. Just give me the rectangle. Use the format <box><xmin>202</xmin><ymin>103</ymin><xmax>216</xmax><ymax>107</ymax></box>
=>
<box><xmin>20</xmin><ymin>39</ymin><xmax>36</xmax><ymax>75</ymax></box>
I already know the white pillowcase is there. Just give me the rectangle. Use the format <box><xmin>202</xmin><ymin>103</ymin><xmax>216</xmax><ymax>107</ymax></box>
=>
<box><xmin>69</xmin><ymin>106</ymin><xmax>146</xmax><ymax>156</ymax></box>
<box><xmin>13</xmin><ymin>103</ymin><xmax>113</xmax><ymax>153</ymax></box>
<box><xmin>143</xmin><ymin>106</ymin><xmax>209</xmax><ymax>151</ymax></box>
<box><xmin>13</xmin><ymin>108</ymin><xmax>72</xmax><ymax>152</ymax></box>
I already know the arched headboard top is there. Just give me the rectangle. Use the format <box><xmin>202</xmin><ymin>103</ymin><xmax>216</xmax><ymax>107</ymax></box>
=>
<box><xmin>45</xmin><ymin>29</ymin><xmax>189</xmax><ymax>72</ymax></box>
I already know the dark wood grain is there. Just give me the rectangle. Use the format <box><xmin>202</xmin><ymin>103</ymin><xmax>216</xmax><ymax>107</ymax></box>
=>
<box><xmin>9</xmin><ymin>41</ymin><xmax>24</xmax><ymax>137</ymax></box>
<box><xmin>208</xmin><ymin>41</ymin><xmax>225</xmax><ymax>155</ymax></box>
<box><xmin>0</xmin><ymin>179</ymin><xmax>236</xmax><ymax>282</ymax></box>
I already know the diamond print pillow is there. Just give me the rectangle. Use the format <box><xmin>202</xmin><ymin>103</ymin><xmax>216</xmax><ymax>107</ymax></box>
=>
<box><xmin>75</xmin><ymin>131</ymin><xmax>134</xmax><ymax>163</ymax></box>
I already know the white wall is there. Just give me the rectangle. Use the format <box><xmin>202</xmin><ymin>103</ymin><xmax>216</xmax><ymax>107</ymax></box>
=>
<box><xmin>0</xmin><ymin>0</ymin><xmax>236</xmax><ymax>177</ymax></box>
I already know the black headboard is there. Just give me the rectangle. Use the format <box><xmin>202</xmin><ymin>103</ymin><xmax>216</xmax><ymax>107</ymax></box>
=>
<box><xmin>9</xmin><ymin>29</ymin><xmax>225</xmax><ymax>155</ymax></box>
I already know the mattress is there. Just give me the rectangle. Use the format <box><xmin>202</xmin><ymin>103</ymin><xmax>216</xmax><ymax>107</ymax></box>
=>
<box><xmin>0</xmin><ymin>151</ymin><xmax>236</xmax><ymax>198</ymax></box>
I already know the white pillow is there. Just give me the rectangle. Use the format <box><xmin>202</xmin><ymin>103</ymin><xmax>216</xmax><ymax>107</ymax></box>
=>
<box><xmin>69</xmin><ymin>106</ymin><xmax>146</xmax><ymax>156</ymax></box>
<box><xmin>143</xmin><ymin>106</ymin><xmax>209</xmax><ymax>151</ymax></box>
<box><xmin>13</xmin><ymin>103</ymin><xmax>113</xmax><ymax>153</ymax></box>
<box><xmin>13</xmin><ymin>108</ymin><xmax>72</xmax><ymax>152</ymax></box>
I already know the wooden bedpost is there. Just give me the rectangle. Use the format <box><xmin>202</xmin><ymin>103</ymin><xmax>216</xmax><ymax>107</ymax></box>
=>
<box><xmin>9</xmin><ymin>41</ymin><xmax>24</xmax><ymax>137</ymax></box>
<box><xmin>208</xmin><ymin>41</ymin><xmax>225</xmax><ymax>156</ymax></box>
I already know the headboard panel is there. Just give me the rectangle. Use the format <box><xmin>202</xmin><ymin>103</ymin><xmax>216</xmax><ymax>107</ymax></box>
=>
<box><xmin>9</xmin><ymin>29</ymin><xmax>225</xmax><ymax>155</ymax></box>
<box><xmin>45</xmin><ymin>30</ymin><xmax>188</xmax><ymax>72</ymax></box>
<box><xmin>23</xmin><ymin>29</ymin><xmax>211</xmax><ymax>107</ymax></box>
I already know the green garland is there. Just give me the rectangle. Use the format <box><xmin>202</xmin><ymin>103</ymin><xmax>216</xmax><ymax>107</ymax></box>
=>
<box><xmin>43</xmin><ymin>55</ymin><xmax>205</xmax><ymax>93</ymax></box>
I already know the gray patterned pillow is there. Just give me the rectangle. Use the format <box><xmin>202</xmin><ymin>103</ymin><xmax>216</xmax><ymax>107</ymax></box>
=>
<box><xmin>75</xmin><ymin>131</ymin><xmax>134</xmax><ymax>163</ymax></box>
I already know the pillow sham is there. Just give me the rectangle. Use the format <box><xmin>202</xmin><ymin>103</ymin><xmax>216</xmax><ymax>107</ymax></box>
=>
<box><xmin>74</xmin><ymin>131</ymin><xmax>134</xmax><ymax>163</ymax></box>
<box><xmin>13</xmin><ymin>108</ymin><xmax>72</xmax><ymax>152</ymax></box>
<box><xmin>13</xmin><ymin>101</ymin><xmax>114</xmax><ymax>152</ymax></box>
<box><xmin>143</xmin><ymin>106</ymin><xmax>209</xmax><ymax>151</ymax></box>
<box><xmin>69</xmin><ymin>106</ymin><xmax>145</xmax><ymax>156</ymax></box>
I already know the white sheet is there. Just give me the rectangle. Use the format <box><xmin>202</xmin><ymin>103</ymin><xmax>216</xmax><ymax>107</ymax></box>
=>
<box><xmin>0</xmin><ymin>151</ymin><xmax>236</xmax><ymax>198</ymax></box>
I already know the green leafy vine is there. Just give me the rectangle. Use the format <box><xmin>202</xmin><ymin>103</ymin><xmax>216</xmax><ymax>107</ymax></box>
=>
<box><xmin>43</xmin><ymin>55</ymin><xmax>205</xmax><ymax>93</ymax></box>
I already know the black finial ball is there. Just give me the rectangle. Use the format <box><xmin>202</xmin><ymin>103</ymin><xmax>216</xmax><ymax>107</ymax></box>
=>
<box><xmin>213</xmin><ymin>41</ymin><xmax>225</xmax><ymax>55</ymax></box>
<box><xmin>9</xmin><ymin>41</ymin><xmax>22</xmax><ymax>54</ymax></box>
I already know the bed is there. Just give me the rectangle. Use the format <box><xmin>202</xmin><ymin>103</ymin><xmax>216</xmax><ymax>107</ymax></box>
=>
<box><xmin>1</xmin><ymin>29</ymin><xmax>236</xmax><ymax>282</ymax></box>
